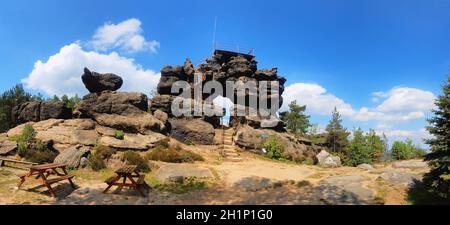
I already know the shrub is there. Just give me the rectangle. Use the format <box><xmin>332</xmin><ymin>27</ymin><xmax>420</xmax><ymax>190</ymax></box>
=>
<box><xmin>88</xmin><ymin>154</ymin><xmax>106</xmax><ymax>171</ymax></box>
<box><xmin>114</xmin><ymin>131</ymin><xmax>125</xmax><ymax>140</ymax></box>
<box><xmin>123</xmin><ymin>151</ymin><xmax>150</xmax><ymax>172</ymax></box>
<box><xmin>87</xmin><ymin>143</ymin><xmax>114</xmax><ymax>171</ymax></box>
<box><xmin>10</xmin><ymin>124</ymin><xmax>36</xmax><ymax>143</ymax></box>
<box><xmin>156</xmin><ymin>137</ymin><xmax>171</xmax><ymax>148</ymax></box>
<box><xmin>156</xmin><ymin>176</ymin><xmax>206</xmax><ymax>194</ymax></box>
<box><xmin>391</xmin><ymin>139</ymin><xmax>425</xmax><ymax>160</ymax></box>
<box><xmin>145</xmin><ymin>145</ymin><xmax>204</xmax><ymax>163</ymax></box>
<box><xmin>262</xmin><ymin>135</ymin><xmax>285</xmax><ymax>160</ymax></box>
<box><xmin>94</xmin><ymin>143</ymin><xmax>116</xmax><ymax>160</ymax></box>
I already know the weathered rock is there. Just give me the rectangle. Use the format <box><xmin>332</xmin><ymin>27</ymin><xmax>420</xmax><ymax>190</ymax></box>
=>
<box><xmin>392</xmin><ymin>160</ymin><xmax>428</xmax><ymax>169</ymax></box>
<box><xmin>75</xmin><ymin>91</ymin><xmax>148</xmax><ymax>117</ymax></box>
<box><xmin>150</xmin><ymin>95</ymin><xmax>176</xmax><ymax>114</ymax></box>
<box><xmin>318</xmin><ymin>175</ymin><xmax>375</xmax><ymax>204</ymax></box>
<box><xmin>255</xmin><ymin>68</ymin><xmax>278</xmax><ymax>80</ymax></box>
<box><xmin>95</xmin><ymin>125</ymin><xmax>118</xmax><ymax>137</ymax></box>
<box><xmin>154</xmin><ymin>163</ymin><xmax>213</xmax><ymax>183</ymax></box>
<box><xmin>169</xmin><ymin>118</ymin><xmax>215</xmax><ymax>145</ymax></box>
<box><xmin>233</xmin><ymin>176</ymin><xmax>272</xmax><ymax>192</ymax></box>
<box><xmin>93</xmin><ymin>113</ymin><xmax>166</xmax><ymax>134</ymax></box>
<box><xmin>14</xmin><ymin>101</ymin><xmax>41</xmax><ymax>123</ymax></box>
<box><xmin>60</xmin><ymin>119</ymin><xmax>96</xmax><ymax>130</ymax></box>
<box><xmin>316</xmin><ymin>150</ymin><xmax>341</xmax><ymax>168</ymax></box>
<box><xmin>6</xmin><ymin>122</ymin><xmax>35</xmax><ymax>137</ymax></box>
<box><xmin>234</xmin><ymin>125</ymin><xmax>318</xmax><ymax>163</ymax></box>
<box><xmin>79</xmin><ymin>157</ymin><xmax>89</xmax><ymax>168</ymax></box>
<box><xmin>82</xmin><ymin>68</ymin><xmax>123</xmax><ymax>93</ymax></box>
<box><xmin>357</xmin><ymin>164</ymin><xmax>374</xmax><ymax>170</ymax></box>
<box><xmin>378</xmin><ymin>171</ymin><xmax>422</xmax><ymax>187</ymax></box>
<box><xmin>33</xmin><ymin>119</ymin><xmax>64</xmax><ymax>131</ymax></box>
<box><xmin>54</xmin><ymin>145</ymin><xmax>91</xmax><ymax>169</ymax></box>
<box><xmin>153</xmin><ymin>110</ymin><xmax>168</xmax><ymax>125</ymax></box>
<box><xmin>40</xmin><ymin>101</ymin><xmax>72</xmax><ymax>121</ymax></box>
<box><xmin>13</xmin><ymin>100</ymin><xmax>72</xmax><ymax>124</ymax></box>
<box><xmin>227</xmin><ymin>56</ymin><xmax>257</xmax><ymax>77</ymax></box>
<box><xmin>183</xmin><ymin>58</ymin><xmax>195</xmax><ymax>76</ymax></box>
<box><xmin>0</xmin><ymin>140</ymin><xmax>17</xmax><ymax>156</ymax></box>
<box><xmin>99</xmin><ymin>132</ymin><xmax>166</xmax><ymax>151</ymax></box>
<box><xmin>35</xmin><ymin>125</ymin><xmax>99</xmax><ymax>146</ymax></box>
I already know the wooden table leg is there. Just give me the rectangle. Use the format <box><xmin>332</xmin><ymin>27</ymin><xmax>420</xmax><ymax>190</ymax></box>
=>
<box><xmin>103</xmin><ymin>175</ymin><xmax>120</xmax><ymax>194</ymax></box>
<box><xmin>61</xmin><ymin>167</ymin><xmax>75</xmax><ymax>188</ymax></box>
<box><xmin>16</xmin><ymin>171</ymin><xmax>32</xmax><ymax>188</ymax></box>
<box><xmin>39</xmin><ymin>171</ymin><xmax>56</xmax><ymax>198</ymax></box>
<box><xmin>128</xmin><ymin>175</ymin><xmax>145</xmax><ymax>197</ymax></box>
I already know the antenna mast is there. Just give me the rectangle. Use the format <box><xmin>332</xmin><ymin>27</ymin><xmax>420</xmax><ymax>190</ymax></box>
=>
<box><xmin>212</xmin><ymin>16</ymin><xmax>218</xmax><ymax>54</ymax></box>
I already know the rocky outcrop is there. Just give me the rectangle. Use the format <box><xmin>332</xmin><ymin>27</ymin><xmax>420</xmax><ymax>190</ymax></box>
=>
<box><xmin>54</xmin><ymin>145</ymin><xmax>91</xmax><ymax>169</ymax></box>
<box><xmin>93</xmin><ymin>113</ymin><xmax>165</xmax><ymax>135</ymax></box>
<box><xmin>0</xmin><ymin>140</ymin><xmax>17</xmax><ymax>156</ymax></box>
<box><xmin>316</xmin><ymin>150</ymin><xmax>342</xmax><ymax>168</ymax></box>
<box><xmin>169</xmin><ymin>118</ymin><xmax>215</xmax><ymax>145</ymax></box>
<box><xmin>234</xmin><ymin>125</ymin><xmax>319</xmax><ymax>163</ymax></box>
<box><xmin>12</xmin><ymin>100</ymin><xmax>72</xmax><ymax>124</ymax></box>
<box><xmin>99</xmin><ymin>132</ymin><xmax>166</xmax><ymax>151</ymax></box>
<box><xmin>75</xmin><ymin>91</ymin><xmax>149</xmax><ymax>117</ymax></box>
<box><xmin>150</xmin><ymin>52</ymin><xmax>286</xmax><ymax>131</ymax></box>
<box><xmin>82</xmin><ymin>68</ymin><xmax>123</xmax><ymax>93</ymax></box>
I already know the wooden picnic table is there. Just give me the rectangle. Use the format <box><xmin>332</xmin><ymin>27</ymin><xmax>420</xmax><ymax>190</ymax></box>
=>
<box><xmin>103</xmin><ymin>165</ymin><xmax>146</xmax><ymax>197</ymax></box>
<box><xmin>17</xmin><ymin>163</ymin><xmax>76</xmax><ymax>197</ymax></box>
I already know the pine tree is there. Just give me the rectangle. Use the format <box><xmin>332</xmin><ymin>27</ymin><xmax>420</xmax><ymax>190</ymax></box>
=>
<box><xmin>325</xmin><ymin>107</ymin><xmax>350</xmax><ymax>152</ymax></box>
<box><xmin>0</xmin><ymin>84</ymin><xmax>33</xmax><ymax>132</ymax></box>
<box><xmin>423</xmin><ymin>76</ymin><xmax>450</xmax><ymax>198</ymax></box>
<box><xmin>279</xmin><ymin>100</ymin><xmax>311</xmax><ymax>135</ymax></box>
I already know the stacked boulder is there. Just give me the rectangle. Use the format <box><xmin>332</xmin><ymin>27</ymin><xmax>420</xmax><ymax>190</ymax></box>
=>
<box><xmin>150</xmin><ymin>51</ymin><xmax>287</xmax><ymax>144</ymax></box>
<box><xmin>12</xmin><ymin>100</ymin><xmax>72</xmax><ymax>124</ymax></box>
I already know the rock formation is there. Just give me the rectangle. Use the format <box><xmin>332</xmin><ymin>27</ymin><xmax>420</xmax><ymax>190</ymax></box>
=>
<box><xmin>82</xmin><ymin>68</ymin><xmax>123</xmax><ymax>93</ymax></box>
<box><xmin>151</xmin><ymin>51</ymin><xmax>286</xmax><ymax>131</ymax></box>
<box><xmin>12</xmin><ymin>100</ymin><xmax>72</xmax><ymax>124</ymax></box>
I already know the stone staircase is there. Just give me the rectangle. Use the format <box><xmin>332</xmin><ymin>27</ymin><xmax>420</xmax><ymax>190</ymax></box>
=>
<box><xmin>221</xmin><ymin>128</ymin><xmax>242</xmax><ymax>162</ymax></box>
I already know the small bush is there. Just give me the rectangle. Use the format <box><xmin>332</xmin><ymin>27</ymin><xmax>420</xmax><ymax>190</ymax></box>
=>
<box><xmin>123</xmin><ymin>151</ymin><xmax>150</xmax><ymax>172</ymax></box>
<box><xmin>156</xmin><ymin>176</ymin><xmax>206</xmax><ymax>194</ymax></box>
<box><xmin>10</xmin><ymin>124</ymin><xmax>36</xmax><ymax>143</ymax></box>
<box><xmin>156</xmin><ymin>137</ymin><xmax>171</xmax><ymax>148</ymax></box>
<box><xmin>262</xmin><ymin>135</ymin><xmax>285</xmax><ymax>160</ymax></box>
<box><xmin>94</xmin><ymin>143</ymin><xmax>116</xmax><ymax>160</ymax></box>
<box><xmin>88</xmin><ymin>154</ymin><xmax>106</xmax><ymax>171</ymax></box>
<box><xmin>114</xmin><ymin>131</ymin><xmax>125</xmax><ymax>140</ymax></box>
<box><xmin>145</xmin><ymin>145</ymin><xmax>204</xmax><ymax>163</ymax></box>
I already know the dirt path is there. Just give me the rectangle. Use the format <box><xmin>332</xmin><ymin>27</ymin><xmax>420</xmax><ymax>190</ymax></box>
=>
<box><xmin>0</xmin><ymin>149</ymin><xmax>429</xmax><ymax>205</ymax></box>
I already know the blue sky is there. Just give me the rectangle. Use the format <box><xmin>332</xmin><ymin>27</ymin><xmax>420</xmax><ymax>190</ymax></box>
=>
<box><xmin>1</xmin><ymin>0</ymin><xmax>449</xmax><ymax>146</ymax></box>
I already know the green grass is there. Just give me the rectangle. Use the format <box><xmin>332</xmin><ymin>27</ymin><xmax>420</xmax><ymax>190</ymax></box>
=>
<box><xmin>151</xmin><ymin>176</ymin><xmax>207</xmax><ymax>194</ymax></box>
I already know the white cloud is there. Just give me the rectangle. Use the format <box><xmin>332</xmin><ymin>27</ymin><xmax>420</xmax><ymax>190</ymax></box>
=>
<box><xmin>22</xmin><ymin>43</ymin><xmax>160</xmax><ymax>97</ymax></box>
<box><xmin>374</xmin><ymin>87</ymin><xmax>436</xmax><ymax>113</ymax></box>
<box><xmin>90</xmin><ymin>18</ymin><xmax>160</xmax><ymax>53</ymax></box>
<box><xmin>281</xmin><ymin>83</ymin><xmax>354</xmax><ymax>116</ymax></box>
<box><xmin>282</xmin><ymin>83</ymin><xmax>435</xmax><ymax>123</ymax></box>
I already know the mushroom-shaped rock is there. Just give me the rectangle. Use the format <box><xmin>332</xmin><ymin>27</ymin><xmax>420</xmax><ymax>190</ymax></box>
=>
<box><xmin>82</xmin><ymin>68</ymin><xmax>123</xmax><ymax>93</ymax></box>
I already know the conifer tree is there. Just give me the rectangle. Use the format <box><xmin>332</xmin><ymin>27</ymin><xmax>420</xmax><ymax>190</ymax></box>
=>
<box><xmin>423</xmin><ymin>76</ymin><xmax>450</xmax><ymax>198</ymax></box>
<box><xmin>279</xmin><ymin>101</ymin><xmax>311</xmax><ymax>135</ymax></box>
<box><xmin>325</xmin><ymin>107</ymin><xmax>350</xmax><ymax>152</ymax></box>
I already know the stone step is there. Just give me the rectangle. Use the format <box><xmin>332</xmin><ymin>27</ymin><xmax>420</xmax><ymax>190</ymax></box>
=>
<box><xmin>223</xmin><ymin>150</ymin><xmax>237</xmax><ymax>154</ymax></box>
<box><xmin>226</xmin><ymin>157</ymin><xmax>243</xmax><ymax>162</ymax></box>
<box><xmin>225</xmin><ymin>153</ymin><xmax>240</xmax><ymax>157</ymax></box>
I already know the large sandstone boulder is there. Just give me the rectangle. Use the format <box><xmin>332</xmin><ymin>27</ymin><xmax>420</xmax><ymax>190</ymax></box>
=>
<box><xmin>35</xmin><ymin>125</ymin><xmax>99</xmax><ymax>148</ymax></box>
<box><xmin>13</xmin><ymin>101</ymin><xmax>41</xmax><ymax>123</ymax></box>
<box><xmin>0</xmin><ymin>140</ymin><xmax>17</xmax><ymax>156</ymax></box>
<box><xmin>169</xmin><ymin>118</ymin><xmax>215</xmax><ymax>145</ymax></box>
<box><xmin>93</xmin><ymin>113</ymin><xmax>166</xmax><ymax>134</ymax></box>
<box><xmin>99</xmin><ymin>132</ymin><xmax>166</xmax><ymax>151</ymax></box>
<box><xmin>54</xmin><ymin>145</ymin><xmax>91</xmax><ymax>169</ymax></box>
<box><xmin>40</xmin><ymin>101</ymin><xmax>72</xmax><ymax>121</ymax></box>
<box><xmin>234</xmin><ymin>125</ymin><xmax>318</xmax><ymax>163</ymax></box>
<box><xmin>82</xmin><ymin>68</ymin><xmax>123</xmax><ymax>93</ymax></box>
<box><xmin>12</xmin><ymin>101</ymin><xmax>71</xmax><ymax>124</ymax></box>
<box><xmin>316</xmin><ymin>150</ymin><xmax>342</xmax><ymax>168</ymax></box>
<box><xmin>75</xmin><ymin>91</ymin><xmax>149</xmax><ymax>117</ymax></box>
<box><xmin>150</xmin><ymin>95</ymin><xmax>176</xmax><ymax>114</ymax></box>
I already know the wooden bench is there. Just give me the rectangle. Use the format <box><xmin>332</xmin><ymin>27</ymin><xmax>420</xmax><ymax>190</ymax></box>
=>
<box><xmin>103</xmin><ymin>166</ymin><xmax>147</xmax><ymax>197</ymax></box>
<box><xmin>17</xmin><ymin>163</ymin><xmax>76</xmax><ymax>197</ymax></box>
<box><xmin>0</xmin><ymin>158</ymin><xmax>37</xmax><ymax>169</ymax></box>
